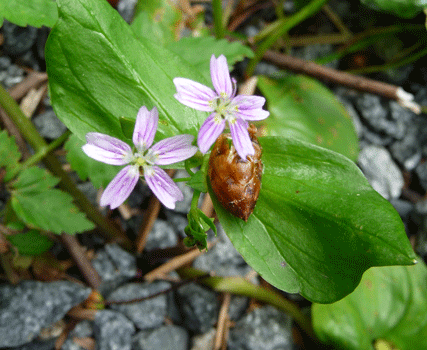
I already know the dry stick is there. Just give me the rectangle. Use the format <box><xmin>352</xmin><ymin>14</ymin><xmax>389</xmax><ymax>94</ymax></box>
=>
<box><xmin>200</xmin><ymin>192</ymin><xmax>215</xmax><ymax>218</ymax></box>
<box><xmin>262</xmin><ymin>50</ymin><xmax>422</xmax><ymax>114</ymax></box>
<box><xmin>67</xmin><ymin>306</ymin><xmax>97</xmax><ymax>321</ymax></box>
<box><xmin>214</xmin><ymin>292</ymin><xmax>231</xmax><ymax>350</ymax></box>
<box><xmin>144</xmin><ymin>242</ymin><xmax>214</xmax><ymax>282</ymax></box>
<box><xmin>60</xmin><ymin>234</ymin><xmax>102</xmax><ymax>290</ymax></box>
<box><xmin>8</xmin><ymin>71</ymin><xmax>48</xmax><ymax>100</ymax></box>
<box><xmin>135</xmin><ymin>169</ymin><xmax>176</xmax><ymax>254</ymax></box>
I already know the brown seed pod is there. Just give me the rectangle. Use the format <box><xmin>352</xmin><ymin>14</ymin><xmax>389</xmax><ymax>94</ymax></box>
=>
<box><xmin>208</xmin><ymin>124</ymin><xmax>263</xmax><ymax>221</ymax></box>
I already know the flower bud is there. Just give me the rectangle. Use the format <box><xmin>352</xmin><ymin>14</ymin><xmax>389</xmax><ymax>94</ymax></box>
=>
<box><xmin>208</xmin><ymin>125</ymin><xmax>263</xmax><ymax>221</ymax></box>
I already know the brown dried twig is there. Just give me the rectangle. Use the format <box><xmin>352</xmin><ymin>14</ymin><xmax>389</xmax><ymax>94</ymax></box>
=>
<box><xmin>262</xmin><ymin>50</ymin><xmax>421</xmax><ymax>114</ymax></box>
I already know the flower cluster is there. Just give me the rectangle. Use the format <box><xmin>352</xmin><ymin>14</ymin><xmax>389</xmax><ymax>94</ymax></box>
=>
<box><xmin>83</xmin><ymin>55</ymin><xmax>269</xmax><ymax>210</ymax></box>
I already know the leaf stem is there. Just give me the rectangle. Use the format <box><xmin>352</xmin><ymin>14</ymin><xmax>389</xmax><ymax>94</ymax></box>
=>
<box><xmin>191</xmin><ymin>190</ymin><xmax>202</xmax><ymax>210</ymax></box>
<box><xmin>212</xmin><ymin>0</ymin><xmax>225</xmax><ymax>39</ymax></box>
<box><xmin>245</xmin><ymin>0</ymin><xmax>330</xmax><ymax>77</ymax></box>
<box><xmin>0</xmin><ymin>84</ymin><xmax>132</xmax><ymax>249</ymax></box>
<box><xmin>178</xmin><ymin>267</ymin><xmax>317</xmax><ymax>341</ymax></box>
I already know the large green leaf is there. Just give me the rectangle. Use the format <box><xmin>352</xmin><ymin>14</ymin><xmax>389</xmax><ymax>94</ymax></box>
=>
<box><xmin>64</xmin><ymin>134</ymin><xmax>120</xmax><ymax>189</ymax></box>
<box><xmin>210</xmin><ymin>136</ymin><xmax>415</xmax><ymax>303</ymax></box>
<box><xmin>0</xmin><ymin>130</ymin><xmax>21</xmax><ymax>179</ymax></box>
<box><xmin>312</xmin><ymin>260</ymin><xmax>427</xmax><ymax>350</ymax></box>
<box><xmin>361</xmin><ymin>0</ymin><xmax>426</xmax><ymax>18</ymax></box>
<box><xmin>11</xmin><ymin>167</ymin><xmax>94</xmax><ymax>234</ymax></box>
<box><xmin>46</xmin><ymin>0</ymin><xmax>206</xmax><ymax>144</ymax></box>
<box><xmin>257</xmin><ymin>75</ymin><xmax>359</xmax><ymax>162</ymax></box>
<box><xmin>0</xmin><ymin>0</ymin><xmax>58</xmax><ymax>28</ymax></box>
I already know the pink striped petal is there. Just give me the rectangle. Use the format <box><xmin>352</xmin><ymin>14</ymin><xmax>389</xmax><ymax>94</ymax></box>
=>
<box><xmin>82</xmin><ymin>133</ymin><xmax>132</xmax><ymax>165</ymax></box>
<box><xmin>233</xmin><ymin>95</ymin><xmax>270</xmax><ymax>121</ymax></box>
<box><xmin>173</xmin><ymin>78</ymin><xmax>216</xmax><ymax>112</ymax></box>
<box><xmin>197</xmin><ymin>114</ymin><xmax>226</xmax><ymax>154</ymax></box>
<box><xmin>133</xmin><ymin>106</ymin><xmax>158</xmax><ymax>151</ymax></box>
<box><xmin>210</xmin><ymin>55</ymin><xmax>233</xmax><ymax>97</ymax></box>
<box><xmin>145</xmin><ymin>166</ymin><xmax>184</xmax><ymax>209</ymax></box>
<box><xmin>229</xmin><ymin>118</ymin><xmax>255</xmax><ymax>160</ymax></box>
<box><xmin>100</xmin><ymin>165</ymin><xmax>139</xmax><ymax>209</ymax></box>
<box><xmin>151</xmin><ymin>134</ymin><xmax>198</xmax><ymax>165</ymax></box>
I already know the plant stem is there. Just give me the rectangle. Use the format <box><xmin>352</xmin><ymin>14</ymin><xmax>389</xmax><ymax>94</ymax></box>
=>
<box><xmin>212</xmin><ymin>0</ymin><xmax>225</xmax><ymax>39</ymax></box>
<box><xmin>245</xmin><ymin>0</ymin><xmax>330</xmax><ymax>77</ymax></box>
<box><xmin>178</xmin><ymin>267</ymin><xmax>317</xmax><ymax>341</ymax></box>
<box><xmin>0</xmin><ymin>84</ymin><xmax>132</xmax><ymax>249</ymax></box>
<box><xmin>6</xmin><ymin>130</ymin><xmax>71</xmax><ymax>182</ymax></box>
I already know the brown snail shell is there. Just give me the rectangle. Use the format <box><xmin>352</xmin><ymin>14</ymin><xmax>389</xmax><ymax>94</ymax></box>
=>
<box><xmin>208</xmin><ymin>124</ymin><xmax>263</xmax><ymax>221</ymax></box>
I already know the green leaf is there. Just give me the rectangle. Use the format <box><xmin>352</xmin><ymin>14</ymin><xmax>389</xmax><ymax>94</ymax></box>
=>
<box><xmin>210</xmin><ymin>136</ymin><xmax>415</xmax><ymax>303</ymax></box>
<box><xmin>187</xmin><ymin>170</ymin><xmax>207</xmax><ymax>192</ymax></box>
<box><xmin>11</xmin><ymin>167</ymin><xmax>94</xmax><ymax>234</ymax></box>
<box><xmin>46</xmin><ymin>0</ymin><xmax>206</xmax><ymax>144</ymax></box>
<box><xmin>258</xmin><ymin>75</ymin><xmax>359</xmax><ymax>161</ymax></box>
<box><xmin>64</xmin><ymin>134</ymin><xmax>120</xmax><ymax>189</ymax></box>
<box><xmin>0</xmin><ymin>0</ymin><xmax>58</xmax><ymax>28</ymax></box>
<box><xmin>7</xmin><ymin>229</ymin><xmax>53</xmax><ymax>256</ymax></box>
<box><xmin>360</xmin><ymin>0</ymin><xmax>426</xmax><ymax>18</ymax></box>
<box><xmin>167</xmin><ymin>36</ymin><xmax>254</xmax><ymax>83</ymax></box>
<box><xmin>312</xmin><ymin>260</ymin><xmax>427</xmax><ymax>350</ymax></box>
<box><xmin>0</xmin><ymin>130</ymin><xmax>21</xmax><ymax>178</ymax></box>
<box><xmin>131</xmin><ymin>0</ymin><xmax>182</xmax><ymax>46</ymax></box>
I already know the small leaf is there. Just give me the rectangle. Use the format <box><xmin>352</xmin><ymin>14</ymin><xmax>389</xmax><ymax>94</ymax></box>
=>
<box><xmin>258</xmin><ymin>75</ymin><xmax>359</xmax><ymax>161</ymax></box>
<box><xmin>187</xmin><ymin>170</ymin><xmax>207</xmax><ymax>193</ymax></box>
<box><xmin>7</xmin><ymin>230</ymin><xmax>53</xmax><ymax>256</ymax></box>
<box><xmin>0</xmin><ymin>130</ymin><xmax>21</xmax><ymax>179</ymax></box>
<box><xmin>11</xmin><ymin>167</ymin><xmax>94</xmax><ymax>234</ymax></box>
<box><xmin>64</xmin><ymin>134</ymin><xmax>120</xmax><ymax>189</ymax></box>
<box><xmin>312</xmin><ymin>260</ymin><xmax>427</xmax><ymax>350</ymax></box>
<box><xmin>360</xmin><ymin>0</ymin><xmax>425</xmax><ymax>18</ymax></box>
<box><xmin>0</xmin><ymin>0</ymin><xmax>58</xmax><ymax>28</ymax></box>
<box><xmin>210</xmin><ymin>136</ymin><xmax>415</xmax><ymax>303</ymax></box>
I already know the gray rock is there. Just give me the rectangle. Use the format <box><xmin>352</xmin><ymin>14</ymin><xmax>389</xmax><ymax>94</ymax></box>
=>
<box><xmin>132</xmin><ymin>325</ymin><xmax>189</xmax><ymax>350</ymax></box>
<box><xmin>389</xmin><ymin>123</ymin><xmax>421</xmax><ymax>171</ymax></box>
<box><xmin>92</xmin><ymin>243</ymin><xmax>137</xmax><ymax>297</ymax></box>
<box><xmin>9</xmin><ymin>339</ymin><xmax>56</xmax><ymax>350</ymax></box>
<box><xmin>62</xmin><ymin>320</ymin><xmax>94</xmax><ymax>350</ymax></box>
<box><xmin>117</xmin><ymin>0</ymin><xmax>138</xmax><ymax>23</ymax></box>
<box><xmin>77</xmin><ymin>182</ymin><xmax>98</xmax><ymax>207</ymax></box>
<box><xmin>355</xmin><ymin>94</ymin><xmax>405</xmax><ymax>140</ymax></box>
<box><xmin>107</xmin><ymin>282</ymin><xmax>171</xmax><ymax>330</ymax></box>
<box><xmin>229</xmin><ymin>295</ymin><xmax>249</xmax><ymax>321</ymax></box>
<box><xmin>176</xmin><ymin>283</ymin><xmax>219</xmax><ymax>333</ymax></box>
<box><xmin>358</xmin><ymin>145</ymin><xmax>403</xmax><ymax>200</ymax></box>
<box><xmin>165</xmin><ymin>211</ymin><xmax>189</xmax><ymax>238</ymax></box>
<box><xmin>193</xmin><ymin>225</ymin><xmax>252</xmax><ymax>277</ymax></box>
<box><xmin>228</xmin><ymin>306</ymin><xmax>293</xmax><ymax>350</ymax></box>
<box><xmin>33</xmin><ymin>109</ymin><xmax>67</xmax><ymax>140</ymax></box>
<box><xmin>144</xmin><ymin>219</ymin><xmax>178</xmax><ymax>251</ymax></box>
<box><xmin>0</xmin><ymin>62</ymin><xmax>24</xmax><ymax>88</ymax></box>
<box><xmin>0</xmin><ymin>281</ymin><xmax>91</xmax><ymax>348</ymax></box>
<box><xmin>190</xmin><ymin>328</ymin><xmax>216</xmax><ymax>350</ymax></box>
<box><xmin>2</xmin><ymin>21</ymin><xmax>38</xmax><ymax>56</ymax></box>
<box><xmin>94</xmin><ymin>310</ymin><xmax>135</xmax><ymax>350</ymax></box>
<box><xmin>415</xmin><ymin>162</ymin><xmax>427</xmax><ymax>191</ymax></box>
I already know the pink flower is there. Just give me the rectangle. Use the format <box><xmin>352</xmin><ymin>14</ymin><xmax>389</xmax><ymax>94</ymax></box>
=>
<box><xmin>82</xmin><ymin>106</ymin><xmax>198</xmax><ymax>209</ymax></box>
<box><xmin>173</xmin><ymin>54</ymin><xmax>269</xmax><ymax>160</ymax></box>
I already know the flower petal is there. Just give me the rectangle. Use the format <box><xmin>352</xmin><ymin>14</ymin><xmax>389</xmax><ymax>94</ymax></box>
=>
<box><xmin>145</xmin><ymin>166</ymin><xmax>184</xmax><ymax>209</ymax></box>
<box><xmin>233</xmin><ymin>95</ymin><xmax>270</xmax><ymax>121</ymax></box>
<box><xmin>197</xmin><ymin>114</ymin><xmax>226</xmax><ymax>154</ymax></box>
<box><xmin>82</xmin><ymin>133</ymin><xmax>132</xmax><ymax>165</ymax></box>
<box><xmin>210</xmin><ymin>55</ymin><xmax>233</xmax><ymax>97</ymax></box>
<box><xmin>100</xmin><ymin>165</ymin><xmax>139</xmax><ymax>209</ymax></box>
<box><xmin>229</xmin><ymin>118</ymin><xmax>255</xmax><ymax>160</ymax></box>
<box><xmin>133</xmin><ymin>106</ymin><xmax>158</xmax><ymax>151</ymax></box>
<box><xmin>151</xmin><ymin>134</ymin><xmax>198</xmax><ymax>165</ymax></box>
<box><xmin>173</xmin><ymin>78</ymin><xmax>216</xmax><ymax>112</ymax></box>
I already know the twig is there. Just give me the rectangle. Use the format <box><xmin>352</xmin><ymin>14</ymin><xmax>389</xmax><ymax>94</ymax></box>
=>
<box><xmin>136</xmin><ymin>169</ymin><xmax>175</xmax><ymax>254</ymax></box>
<box><xmin>105</xmin><ymin>273</ymin><xmax>211</xmax><ymax>305</ymax></box>
<box><xmin>19</xmin><ymin>83</ymin><xmax>48</xmax><ymax>118</ymax></box>
<box><xmin>262</xmin><ymin>50</ymin><xmax>422</xmax><ymax>114</ymax></box>
<box><xmin>61</xmin><ymin>234</ymin><xmax>102</xmax><ymax>290</ymax></box>
<box><xmin>8</xmin><ymin>71</ymin><xmax>48</xmax><ymax>101</ymax></box>
<box><xmin>214</xmin><ymin>293</ymin><xmax>231</xmax><ymax>350</ymax></box>
<box><xmin>144</xmin><ymin>242</ymin><xmax>214</xmax><ymax>282</ymax></box>
<box><xmin>200</xmin><ymin>193</ymin><xmax>215</xmax><ymax>218</ymax></box>
<box><xmin>67</xmin><ymin>306</ymin><xmax>97</xmax><ymax>321</ymax></box>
